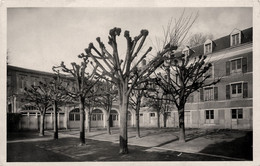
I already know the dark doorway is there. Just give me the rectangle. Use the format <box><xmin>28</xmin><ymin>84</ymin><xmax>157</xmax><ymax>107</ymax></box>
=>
<box><xmin>109</xmin><ymin>115</ymin><xmax>113</xmax><ymax>127</ymax></box>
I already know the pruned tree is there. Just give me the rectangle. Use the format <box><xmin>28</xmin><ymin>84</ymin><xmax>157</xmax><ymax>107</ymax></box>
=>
<box><xmin>129</xmin><ymin>81</ymin><xmax>148</xmax><ymax>138</ymax></box>
<box><xmin>144</xmin><ymin>84</ymin><xmax>170</xmax><ymax>128</ymax></box>
<box><xmin>48</xmin><ymin>74</ymin><xmax>71</xmax><ymax>139</ymax></box>
<box><xmin>84</xmin><ymin>28</ymin><xmax>176</xmax><ymax>154</ymax></box>
<box><xmin>24</xmin><ymin>83</ymin><xmax>52</xmax><ymax>136</ymax></box>
<box><xmin>53</xmin><ymin>55</ymin><xmax>98</xmax><ymax>145</ymax></box>
<box><xmin>83</xmin><ymin>11</ymin><xmax>197</xmax><ymax>154</ymax></box>
<box><xmin>94</xmin><ymin>80</ymin><xmax>118</xmax><ymax>135</ymax></box>
<box><xmin>154</xmin><ymin>53</ymin><xmax>221</xmax><ymax>142</ymax></box>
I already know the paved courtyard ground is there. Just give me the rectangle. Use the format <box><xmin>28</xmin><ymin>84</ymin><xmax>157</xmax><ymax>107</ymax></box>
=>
<box><xmin>7</xmin><ymin>127</ymin><xmax>252</xmax><ymax>161</ymax></box>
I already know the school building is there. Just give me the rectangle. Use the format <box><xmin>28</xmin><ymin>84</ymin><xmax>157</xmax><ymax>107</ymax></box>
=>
<box><xmin>7</xmin><ymin>27</ymin><xmax>252</xmax><ymax>130</ymax></box>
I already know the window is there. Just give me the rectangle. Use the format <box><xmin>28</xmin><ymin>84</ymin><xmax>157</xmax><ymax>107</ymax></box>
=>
<box><xmin>150</xmin><ymin>113</ymin><xmax>155</xmax><ymax>117</ymax></box>
<box><xmin>232</xmin><ymin>109</ymin><xmax>243</xmax><ymax>119</ymax></box>
<box><xmin>205</xmin><ymin>110</ymin><xmax>214</xmax><ymax>124</ymax></box>
<box><xmin>231</xmin><ymin>83</ymin><xmax>242</xmax><ymax>98</ymax></box>
<box><xmin>139</xmin><ymin>113</ymin><xmax>143</xmax><ymax>117</ymax></box>
<box><xmin>231</xmin><ymin>33</ymin><xmax>240</xmax><ymax>46</ymax></box>
<box><xmin>183</xmin><ymin>50</ymin><xmax>189</xmax><ymax>56</ymax></box>
<box><xmin>19</xmin><ymin>75</ymin><xmax>27</xmax><ymax>91</ymax></box>
<box><xmin>205</xmin><ymin>43</ymin><xmax>212</xmax><ymax>54</ymax></box>
<box><xmin>230</xmin><ymin>58</ymin><xmax>242</xmax><ymax>73</ymax></box>
<box><xmin>204</xmin><ymin>87</ymin><xmax>214</xmax><ymax>101</ymax></box>
<box><xmin>112</xmin><ymin>114</ymin><xmax>118</xmax><ymax>121</ymax></box>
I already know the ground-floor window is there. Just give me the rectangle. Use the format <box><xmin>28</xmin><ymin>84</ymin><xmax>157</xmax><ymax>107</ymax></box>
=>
<box><xmin>205</xmin><ymin>110</ymin><xmax>214</xmax><ymax>124</ymax></box>
<box><xmin>232</xmin><ymin>109</ymin><xmax>243</xmax><ymax>119</ymax></box>
<box><xmin>92</xmin><ymin>109</ymin><xmax>104</xmax><ymax>121</ymax></box>
<box><xmin>69</xmin><ymin>108</ymin><xmax>80</xmax><ymax>121</ymax></box>
<box><xmin>150</xmin><ymin>113</ymin><xmax>155</xmax><ymax>117</ymax></box>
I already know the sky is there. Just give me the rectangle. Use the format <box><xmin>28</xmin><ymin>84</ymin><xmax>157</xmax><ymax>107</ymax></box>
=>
<box><xmin>7</xmin><ymin>7</ymin><xmax>252</xmax><ymax>72</ymax></box>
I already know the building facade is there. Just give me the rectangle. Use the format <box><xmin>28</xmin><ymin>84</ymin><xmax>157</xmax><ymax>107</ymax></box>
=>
<box><xmin>7</xmin><ymin>27</ymin><xmax>253</xmax><ymax>130</ymax></box>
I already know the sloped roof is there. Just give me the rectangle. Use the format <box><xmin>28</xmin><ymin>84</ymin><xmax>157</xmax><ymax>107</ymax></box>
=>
<box><xmin>174</xmin><ymin>27</ymin><xmax>253</xmax><ymax>58</ymax></box>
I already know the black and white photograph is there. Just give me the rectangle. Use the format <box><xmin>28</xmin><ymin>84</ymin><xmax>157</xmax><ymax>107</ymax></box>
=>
<box><xmin>1</xmin><ymin>0</ymin><xmax>259</xmax><ymax>165</ymax></box>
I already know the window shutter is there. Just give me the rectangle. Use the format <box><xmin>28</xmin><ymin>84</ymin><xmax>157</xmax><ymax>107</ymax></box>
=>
<box><xmin>243</xmin><ymin>82</ymin><xmax>248</xmax><ymax>98</ymax></box>
<box><xmin>214</xmin><ymin>87</ymin><xmax>218</xmax><ymax>100</ymax></box>
<box><xmin>226</xmin><ymin>61</ymin><xmax>230</xmax><ymax>76</ymax></box>
<box><xmin>226</xmin><ymin>85</ymin><xmax>230</xmax><ymax>99</ymax></box>
<box><xmin>242</xmin><ymin>57</ymin><xmax>247</xmax><ymax>73</ymax></box>
<box><xmin>200</xmin><ymin>89</ymin><xmax>204</xmax><ymax>102</ymax></box>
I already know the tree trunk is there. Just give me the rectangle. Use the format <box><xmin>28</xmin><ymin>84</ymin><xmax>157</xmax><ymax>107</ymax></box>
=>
<box><xmin>79</xmin><ymin>96</ymin><xmax>85</xmax><ymax>145</ymax></box>
<box><xmin>87</xmin><ymin>110</ymin><xmax>91</xmax><ymax>133</ymax></box>
<box><xmin>157</xmin><ymin>111</ymin><xmax>160</xmax><ymax>128</ymax></box>
<box><xmin>178</xmin><ymin>106</ymin><xmax>185</xmax><ymax>143</ymax></box>
<box><xmin>39</xmin><ymin>110</ymin><xmax>46</xmax><ymax>136</ymax></box>
<box><xmin>119</xmin><ymin>83</ymin><xmax>129</xmax><ymax>154</ymax></box>
<box><xmin>135</xmin><ymin>99</ymin><xmax>141</xmax><ymax>138</ymax></box>
<box><xmin>163</xmin><ymin>112</ymin><xmax>167</xmax><ymax>128</ymax></box>
<box><xmin>53</xmin><ymin>100</ymin><xmax>58</xmax><ymax>139</ymax></box>
<box><xmin>106</xmin><ymin>112</ymin><xmax>111</xmax><ymax>135</ymax></box>
<box><xmin>106</xmin><ymin>106</ymin><xmax>111</xmax><ymax>135</ymax></box>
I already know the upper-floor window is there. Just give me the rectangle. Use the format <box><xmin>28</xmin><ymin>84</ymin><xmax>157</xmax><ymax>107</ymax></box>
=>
<box><xmin>204</xmin><ymin>39</ymin><xmax>213</xmax><ymax>54</ymax></box>
<box><xmin>230</xmin><ymin>29</ymin><xmax>241</xmax><ymax>46</ymax></box>
<box><xmin>226</xmin><ymin>57</ymin><xmax>247</xmax><ymax>75</ymax></box>
<box><xmin>150</xmin><ymin>113</ymin><xmax>156</xmax><ymax>117</ymax></box>
<box><xmin>183</xmin><ymin>50</ymin><xmax>189</xmax><ymax>56</ymax></box>
<box><xmin>231</xmin><ymin>83</ymin><xmax>242</xmax><ymax>98</ymax></box>
<box><xmin>226</xmin><ymin>82</ymin><xmax>248</xmax><ymax>99</ymax></box>
<box><xmin>231</xmin><ymin>58</ymin><xmax>242</xmax><ymax>73</ymax></box>
<box><xmin>200</xmin><ymin>86</ymin><xmax>218</xmax><ymax>102</ymax></box>
<box><xmin>205</xmin><ymin>43</ymin><xmax>212</xmax><ymax>54</ymax></box>
<box><xmin>18</xmin><ymin>75</ymin><xmax>28</xmax><ymax>91</ymax></box>
<box><xmin>231</xmin><ymin>34</ymin><xmax>240</xmax><ymax>46</ymax></box>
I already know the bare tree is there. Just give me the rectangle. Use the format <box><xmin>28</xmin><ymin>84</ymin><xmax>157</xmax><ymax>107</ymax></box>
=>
<box><xmin>188</xmin><ymin>33</ymin><xmax>214</xmax><ymax>47</ymax></box>
<box><xmin>24</xmin><ymin>83</ymin><xmax>52</xmax><ymax>136</ymax></box>
<box><xmin>83</xmin><ymin>11</ymin><xmax>197</xmax><ymax>154</ymax></box>
<box><xmin>94</xmin><ymin>80</ymin><xmax>118</xmax><ymax>135</ymax></box>
<box><xmin>53</xmin><ymin>55</ymin><xmax>98</xmax><ymax>145</ymax></box>
<box><xmin>154</xmin><ymin>54</ymin><xmax>220</xmax><ymax>142</ymax></box>
<box><xmin>48</xmin><ymin>75</ymin><xmax>70</xmax><ymax>139</ymax></box>
<box><xmin>129</xmin><ymin>81</ymin><xmax>148</xmax><ymax>138</ymax></box>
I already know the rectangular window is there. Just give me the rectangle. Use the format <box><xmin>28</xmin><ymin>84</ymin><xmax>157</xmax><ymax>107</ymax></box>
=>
<box><xmin>150</xmin><ymin>113</ymin><xmax>155</xmax><ymax>117</ymax></box>
<box><xmin>139</xmin><ymin>113</ymin><xmax>143</xmax><ymax>117</ymax></box>
<box><xmin>112</xmin><ymin>114</ymin><xmax>118</xmax><ymax>121</ymax></box>
<box><xmin>204</xmin><ymin>87</ymin><xmax>214</xmax><ymax>101</ymax></box>
<box><xmin>206</xmin><ymin>110</ymin><xmax>214</xmax><ymax>119</ymax></box>
<box><xmin>232</xmin><ymin>109</ymin><xmax>243</xmax><ymax>119</ymax></box>
<box><xmin>69</xmin><ymin>114</ymin><xmax>74</xmax><ymax>121</ymax></box>
<box><xmin>183</xmin><ymin>50</ymin><xmax>189</xmax><ymax>56</ymax></box>
<box><xmin>231</xmin><ymin>34</ymin><xmax>240</xmax><ymax>46</ymax></box>
<box><xmin>231</xmin><ymin>83</ymin><xmax>243</xmax><ymax>98</ymax></box>
<box><xmin>230</xmin><ymin>58</ymin><xmax>242</xmax><ymax>73</ymax></box>
<box><xmin>205</xmin><ymin>110</ymin><xmax>214</xmax><ymax>124</ymax></box>
<box><xmin>205</xmin><ymin>43</ymin><xmax>212</xmax><ymax>53</ymax></box>
<box><xmin>75</xmin><ymin>114</ymin><xmax>80</xmax><ymax>121</ymax></box>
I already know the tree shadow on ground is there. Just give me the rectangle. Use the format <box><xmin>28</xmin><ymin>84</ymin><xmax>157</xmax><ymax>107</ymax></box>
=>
<box><xmin>199</xmin><ymin>131</ymin><xmax>252</xmax><ymax>160</ymax></box>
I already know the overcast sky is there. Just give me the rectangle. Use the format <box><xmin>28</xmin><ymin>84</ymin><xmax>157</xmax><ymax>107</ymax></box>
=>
<box><xmin>7</xmin><ymin>7</ymin><xmax>252</xmax><ymax>72</ymax></box>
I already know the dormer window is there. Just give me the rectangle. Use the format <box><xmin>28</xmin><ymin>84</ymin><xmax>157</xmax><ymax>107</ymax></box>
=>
<box><xmin>205</xmin><ymin>43</ymin><xmax>211</xmax><ymax>53</ymax></box>
<box><xmin>204</xmin><ymin>39</ymin><xmax>213</xmax><ymax>54</ymax></box>
<box><xmin>183</xmin><ymin>50</ymin><xmax>189</xmax><ymax>56</ymax></box>
<box><xmin>230</xmin><ymin>29</ymin><xmax>241</xmax><ymax>46</ymax></box>
<box><xmin>182</xmin><ymin>46</ymin><xmax>194</xmax><ymax>57</ymax></box>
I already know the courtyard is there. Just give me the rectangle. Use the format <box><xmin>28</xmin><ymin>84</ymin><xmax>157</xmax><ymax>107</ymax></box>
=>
<box><xmin>7</xmin><ymin>127</ymin><xmax>252</xmax><ymax>161</ymax></box>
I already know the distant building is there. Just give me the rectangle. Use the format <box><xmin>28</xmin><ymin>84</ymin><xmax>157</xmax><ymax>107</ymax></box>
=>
<box><xmin>7</xmin><ymin>27</ymin><xmax>252</xmax><ymax>130</ymax></box>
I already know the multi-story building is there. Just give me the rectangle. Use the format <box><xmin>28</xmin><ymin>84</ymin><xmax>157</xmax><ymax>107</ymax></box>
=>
<box><xmin>7</xmin><ymin>27</ymin><xmax>252</xmax><ymax>130</ymax></box>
